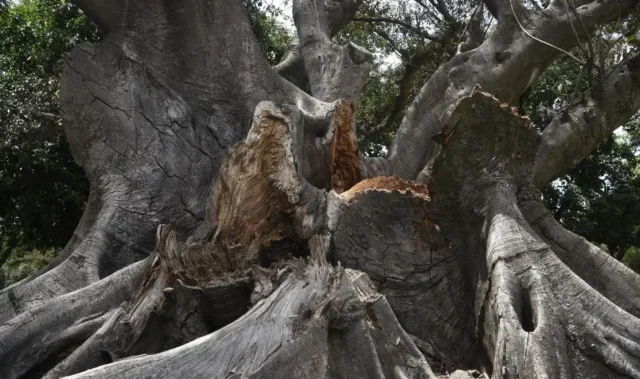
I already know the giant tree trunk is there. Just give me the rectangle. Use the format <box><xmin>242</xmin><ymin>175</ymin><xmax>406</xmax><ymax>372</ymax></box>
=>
<box><xmin>1</xmin><ymin>0</ymin><xmax>640</xmax><ymax>378</ymax></box>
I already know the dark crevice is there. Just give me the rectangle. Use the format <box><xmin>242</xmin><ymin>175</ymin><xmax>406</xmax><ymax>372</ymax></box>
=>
<box><xmin>258</xmin><ymin>234</ymin><xmax>310</xmax><ymax>267</ymax></box>
<box><xmin>22</xmin><ymin>343</ymin><xmax>86</xmax><ymax>379</ymax></box>
<box><xmin>200</xmin><ymin>282</ymin><xmax>252</xmax><ymax>330</ymax></box>
<box><xmin>100</xmin><ymin>350</ymin><xmax>114</xmax><ymax>364</ymax></box>
<box><xmin>520</xmin><ymin>288</ymin><xmax>536</xmax><ymax>332</ymax></box>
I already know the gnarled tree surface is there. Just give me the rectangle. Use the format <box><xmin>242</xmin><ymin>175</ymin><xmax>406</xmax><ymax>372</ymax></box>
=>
<box><xmin>1</xmin><ymin>0</ymin><xmax>640</xmax><ymax>378</ymax></box>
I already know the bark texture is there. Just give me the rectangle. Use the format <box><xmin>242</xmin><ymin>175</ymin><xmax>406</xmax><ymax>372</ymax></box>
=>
<box><xmin>2</xmin><ymin>0</ymin><xmax>640</xmax><ymax>378</ymax></box>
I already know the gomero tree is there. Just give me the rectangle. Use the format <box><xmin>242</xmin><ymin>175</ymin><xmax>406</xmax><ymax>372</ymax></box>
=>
<box><xmin>1</xmin><ymin>0</ymin><xmax>640</xmax><ymax>378</ymax></box>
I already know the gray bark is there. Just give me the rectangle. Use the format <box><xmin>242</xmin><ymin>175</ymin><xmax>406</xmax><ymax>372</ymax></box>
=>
<box><xmin>65</xmin><ymin>264</ymin><xmax>435</xmax><ymax>379</ymax></box>
<box><xmin>534</xmin><ymin>53</ymin><xmax>640</xmax><ymax>186</ymax></box>
<box><xmin>0</xmin><ymin>259</ymin><xmax>149</xmax><ymax>379</ymax></box>
<box><xmin>292</xmin><ymin>0</ymin><xmax>372</xmax><ymax>102</ymax></box>
<box><xmin>275</xmin><ymin>0</ymin><xmax>364</xmax><ymax>90</ymax></box>
<box><xmin>2</xmin><ymin>0</ymin><xmax>640</xmax><ymax>378</ymax></box>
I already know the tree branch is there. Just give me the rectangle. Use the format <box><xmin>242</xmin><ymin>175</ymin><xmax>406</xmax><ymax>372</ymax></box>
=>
<box><xmin>273</xmin><ymin>38</ymin><xmax>309</xmax><ymax>90</ymax></box>
<box><xmin>71</xmin><ymin>0</ymin><xmax>122</xmax><ymax>32</ymax></box>
<box><xmin>359</xmin><ymin>38</ymin><xmax>456</xmax><ymax>138</ymax></box>
<box><xmin>456</xmin><ymin>4</ymin><xmax>485</xmax><ymax>54</ymax></box>
<box><xmin>527</xmin><ymin>0</ymin><xmax>544</xmax><ymax>12</ymax></box>
<box><xmin>372</xmin><ymin>29</ymin><xmax>410</xmax><ymax>60</ymax></box>
<box><xmin>413</xmin><ymin>0</ymin><xmax>444</xmax><ymax>23</ymax></box>
<box><xmin>482</xmin><ymin>0</ymin><xmax>503</xmax><ymax>20</ymax></box>
<box><xmin>483</xmin><ymin>0</ymin><xmax>529</xmax><ymax>22</ymax></box>
<box><xmin>352</xmin><ymin>17</ymin><xmax>439</xmax><ymax>41</ymax></box>
<box><xmin>325</xmin><ymin>0</ymin><xmax>362</xmax><ymax>37</ymax></box>
<box><xmin>433</xmin><ymin>0</ymin><xmax>455</xmax><ymax>24</ymax></box>
<box><xmin>533</xmin><ymin>54</ymin><xmax>640</xmax><ymax>187</ymax></box>
<box><xmin>373</xmin><ymin>0</ymin><xmax>637</xmax><ymax>180</ymax></box>
<box><xmin>359</xmin><ymin>19</ymin><xmax>466</xmax><ymax>138</ymax></box>
<box><xmin>555</xmin><ymin>0</ymin><xmax>639</xmax><ymax>26</ymax></box>
<box><xmin>292</xmin><ymin>0</ymin><xmax>372</xmax><ymax>101</ymax></box>
<box><xmin>546</xmin><ymin>0</ymin><xmax>593</xmax><ymax>14</ymax></box>
<box><xmin>276</xmin><ymin>0</ymin><xmax>370</xmax><ymax>97</ymax></box>
<box><xmin>420</xmin><ymin>0</ymin><xmax>455</xmax><ymax>24</ymax></box>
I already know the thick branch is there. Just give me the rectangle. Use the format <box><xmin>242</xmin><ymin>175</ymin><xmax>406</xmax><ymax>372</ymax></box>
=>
<box><xmin>534</xmin><ymin>54</ymin><xmax>640</xmax><ymax>187</ymax></box>
<box><xmin>360</xmin><ymin>26</ymin><xmax>462</xmax><ymax>138</ymax></box>
<box><xmin>420</xmin><ymin>0</ymin><xmax>455</xmax><ymax>24</ymax></box>
<box><xmin>457</xmin><ymin>5</ymin><xmax>485</xmax><ymax>54</ymax></box>
<box><xmin>275</xmin><ymin>0</ymin><xmax>365</xmax><ymax>91</ymax></box>
<box><xmin>292</xmin><ymin>0</ymin><xmax>372</xmax><ymax>101</ymax></box>
<box><xmin>482</xmin><ymin>0</ymin><xmax>500</xmax><ymax>19</ymax></box>
<box><xmin>375</xmin><ymin>0</ymin><xmax>636</xmax><ymax>180</ymax></box>
<box><xmin>273</xmin><ymin>38</ymin><xmax>308</xmax><ymax>90</ymax></box>
<box><xmin>71</xmin><ymin>0</ymin><xmax>121</xmax><ymax>32</ymax></box>
<box><xmin>352</xmin><ymin>17</ymin><xmax>438</xmax><ymax>41</ymax></box>
<box><xmin>481</xmin><ymin>0</ymin><xmax>513</xmax><ymax>20</ymax></box>
<box><xmin>359</xmin><ymin>48</ymin><xmax>442</xmax><ymax>138</ymax></box>
<box><xmin>325</xmin><ymin>0</ymin><xmax>362</xmax><ymax>36</ymax></box>
<box><xmin>483</xmin><ymin>0</ymin><xmax>533</xmax><ymax>22</ymax></box>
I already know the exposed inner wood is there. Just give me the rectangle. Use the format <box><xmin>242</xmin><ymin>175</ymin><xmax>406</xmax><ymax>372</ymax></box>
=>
<box><xmin>210</xmin><ymin>106</ymin><xmax>302</xmax><ymax>269</ymax></box>
<box><xmin>329</xmin><ymin>100</ymin><xmax>361</xmax><ymax>193</ymax></box>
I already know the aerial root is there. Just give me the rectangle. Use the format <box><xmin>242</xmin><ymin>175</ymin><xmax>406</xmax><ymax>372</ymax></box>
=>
<box><xmin>0</xmin><ymin>259</ymin><xmax>149</xmax><ymax>379</ymax></box>
<box><xmin>483</xmin><ymin>186</ymin><xmax>640</xmax><ymax>378</ymax></box>
<box><xmin>520</xmin><ymin>195</ymin><xmax>640</xmax><ymax>318</ymax></box>
<box><xmin>0</xmin><ymin>200</ymin><xmax>158</xmax><ymax>324</ymax></box>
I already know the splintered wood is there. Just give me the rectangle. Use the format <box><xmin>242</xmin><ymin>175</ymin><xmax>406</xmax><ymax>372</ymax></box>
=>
<box><xmin>210</xmin><ymin>105</ymin><xmax>301</xmax><ymax>269</ymax></box>
<box><xmin>339</xmin><ymin>175</ymin><xmax>430</xmax><ymax>202</ymax></box>
<box><xmin>329</xmin><ymin>100</ymin><xmax>361</xmax><ymax>193</ymax></box>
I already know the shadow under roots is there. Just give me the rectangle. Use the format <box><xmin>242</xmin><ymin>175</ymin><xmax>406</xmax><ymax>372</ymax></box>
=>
<box><xmin>259</xmin><ymin>234</ymin><xmax>311</xmax><ymax>267</ymax></box>
<box><xmin>131</xmin><ymin>277</ymin><xmax>255</xmax><ymax>354</ymax></box>
<box><xmin>22</xmin><ymin>343</ymin><xmax>86</xmax><ymax>379</ymax></box>
<box><xmin>134</xmin><ymin>236</ymin><xmax>310</xmax><ymax>355</ymax></box>
<box><xmin>123</xmin><ymin>232</ymin><xmax>313</xmax><ymax>359</ymax></box>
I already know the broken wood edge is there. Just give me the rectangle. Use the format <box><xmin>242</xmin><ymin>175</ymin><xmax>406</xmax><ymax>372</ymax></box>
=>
<box><xmin>338</xmin><ymin>176</ymin><xmax>430</xmax><ymax>203</ymax></box>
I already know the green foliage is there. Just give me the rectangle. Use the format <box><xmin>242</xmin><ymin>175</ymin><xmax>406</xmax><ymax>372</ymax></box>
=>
<box><xmin>338</xmin><ymin>0</ymin><xmax>462</xmax><ymax>156</ymax></box>
<box><xmin>0</xmin><ymin>240</ymin><xmax>56</xmax><ymax>287</ymax></box>
<box><xmin>623</xmin><ymin>246</ymin><xmax>640</xmax><ymax>273</ymax></box>
<box><xmin>356</xmin><ymin>69</ymin><xmax>399</xmax><ymax>156</ymax></box>
<box><xmin>523</xmin><ymin>53</ymin><xmax>640</xmax><ymax>269</ymax></box>
<box><xmin>541</xmin><ymin>126</ymin><xmax>640</xmax><ymax>262</ymax></box>
<box><xmin>243</xmin><ymin>0</ymin><xmax>293</xmax><ymax>65</ymax></box>
<box><xmin>0</xmin><ymin>0</ymin><xmax>101</xmax><ymax>279</ymax></box>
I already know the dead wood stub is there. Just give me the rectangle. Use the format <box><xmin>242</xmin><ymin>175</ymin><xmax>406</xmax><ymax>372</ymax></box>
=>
<box><xmin>210</xmin><ymin>107</ymin><xmax>303</xmax><ymax>269</ymax></box>
<box><xmin>329</xmin><ymin>100</ymin><xmax>361</xmax><ymax>193</ymax></box>
<box><xmin>429</xmin><ymin>92</ymin><xmax>539</xmax><ymax>210</ymax></box>
<box><xmin>329</xmin><ymin>175</ymin><xmax>476</xmax><ymax>369</ymax></box>
<box><xmin>118</xmin><ymin>103</ymin><xmax>315</xmax><ymax>350</ymax></box>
